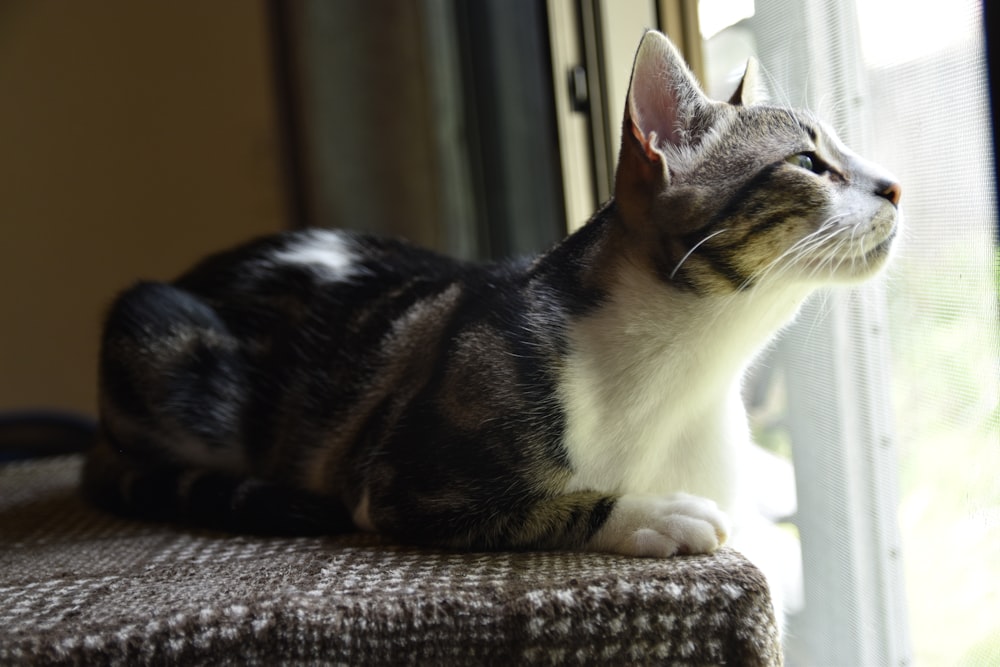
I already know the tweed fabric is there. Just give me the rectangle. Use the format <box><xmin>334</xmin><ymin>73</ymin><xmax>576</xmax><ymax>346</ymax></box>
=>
<box><xmin>0</xmin><ymin>456</ymin><xmax>781</xmax><ymax>666</ymax></box>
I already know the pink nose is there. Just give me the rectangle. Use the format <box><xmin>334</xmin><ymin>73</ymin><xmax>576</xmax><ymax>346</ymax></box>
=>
<box><xmin>880</xmin><ymin>181</ymin><xmax>902</xmax><ymax>206</ymax></box>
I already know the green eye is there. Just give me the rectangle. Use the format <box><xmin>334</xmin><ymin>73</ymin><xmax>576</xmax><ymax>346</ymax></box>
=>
<box><xmin>786</xmin><ymin>153</ymin><xmax>815</xmax><ymax>171</ymax></box>
<box><xmin>784</xmin><ymin>152</ymin><xmax>831</xmax><ymax>176</ymax></box>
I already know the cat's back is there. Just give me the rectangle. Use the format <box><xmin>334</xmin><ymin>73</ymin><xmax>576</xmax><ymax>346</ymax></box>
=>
<box><xmin>93</xmin><ymin>227</ymin><xmax>501</xmax><ymax>488</ymax></box>
<box><xmin>175</xmin><ymin>228</ymin><xmax>473</xmax><ymax>302</ymax></box>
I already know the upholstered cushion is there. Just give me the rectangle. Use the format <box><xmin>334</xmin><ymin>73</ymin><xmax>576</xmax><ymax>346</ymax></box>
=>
<box><xmin>0</xmin><ymin>456</ymin><xmax>781</xmax><ymax>665</ymax></box>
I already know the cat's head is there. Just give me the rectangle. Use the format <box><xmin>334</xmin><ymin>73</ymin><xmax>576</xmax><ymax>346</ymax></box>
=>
<box><xmin>614</xmin><ymin>31</ymin><xmax>901</xmax><ymax>294</ymax></box>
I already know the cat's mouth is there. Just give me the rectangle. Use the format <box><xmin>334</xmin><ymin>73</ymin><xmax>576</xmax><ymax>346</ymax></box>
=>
<box><xmin>848</xmin><ymin>202</ymin><xmax>899</xmax><ymax>262</ymax></box>
<box><xmin>795</xmin><ymin>216</ymin><xmax>897</xmax><ymax>281</ymax></box>
<box><xmin>831</xmin><ymin>219</ymin><xmax>898</xmax><ymax>279</ymax></box>
<box><xmin>864</xmin><ymin>224</ymin><xmax>897</xmax><ymax>261</ymax></box>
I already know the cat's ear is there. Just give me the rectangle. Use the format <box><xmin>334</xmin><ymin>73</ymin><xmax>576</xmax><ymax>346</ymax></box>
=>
<box><xmin>623</xmin><ymin>30</ymin><xmax>710</xmax><ymax>172</ymax></box>
<box><xmin>615</xmin><ymin>31</ymin><xmax>709</xmax><ymax>218</ymax></box>
<box><xmin>728</xmin><ymin>58</ymin><xmax>760</xmax><ymax>106</ymax></box>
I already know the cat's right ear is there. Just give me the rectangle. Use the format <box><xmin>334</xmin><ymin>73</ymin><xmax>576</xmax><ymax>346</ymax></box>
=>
<box><xmin>623</xmin><ymin>31</ymin><xmax>710</xmax><ymax>168</ymax></box>
<box><xmin>615</xmin><ymin>31</ymin><xmax>709</xmax><ymax>213</ymax></box>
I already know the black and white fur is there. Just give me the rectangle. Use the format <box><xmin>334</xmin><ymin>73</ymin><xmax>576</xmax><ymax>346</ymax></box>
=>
<box><xmin>85</xmin><ymin>31</ymin><xmax>901</xmax><ymax>560</ymax></box>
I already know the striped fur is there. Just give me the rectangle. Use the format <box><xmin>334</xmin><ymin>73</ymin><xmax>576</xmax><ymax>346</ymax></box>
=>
<box><xmin>85</xmin><ymin>31</ymin><xmax>900</xmax><ymax>557</ymax></box>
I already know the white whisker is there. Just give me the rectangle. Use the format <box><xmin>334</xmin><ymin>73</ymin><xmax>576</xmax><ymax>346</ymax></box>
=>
<box><xmin>742</xmin><ymin>214</ymin><xmax>850</xmax><ymax>288</ymax></box>
<box><xmin>748</xmin><ymin>214</ymin><xmax>855</xmax><ymax>282</ymax></box>
<box><xmin>669</xmin><ymin>229</ymin><xmax>730</xmax><ymax>280</ymax></box>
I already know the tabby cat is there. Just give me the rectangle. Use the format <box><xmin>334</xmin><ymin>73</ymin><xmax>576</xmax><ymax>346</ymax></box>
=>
<box><xmin>84</xmin><ymin>30</ymin><xmax>901</xmax><ymax>558</ymax></box>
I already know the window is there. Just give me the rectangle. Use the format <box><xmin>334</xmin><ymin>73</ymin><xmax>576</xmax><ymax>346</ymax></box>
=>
<box><xmin>700</xmin><ymin>0</ymin><xmax>998</xmax><ymax>663</ymax></box>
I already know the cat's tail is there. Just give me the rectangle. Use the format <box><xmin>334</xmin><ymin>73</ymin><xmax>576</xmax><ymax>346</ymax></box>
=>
<box><xmin>81</xmin><ymin>437</ymin><xmax>355</xmax><ymax>536</ymax></box>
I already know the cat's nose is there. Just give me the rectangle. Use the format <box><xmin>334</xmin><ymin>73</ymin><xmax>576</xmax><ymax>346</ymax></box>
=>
<box><xmin>878</xmin><ymin>180</ymin><xmax>902</xmax><ymax>207</ymax></box>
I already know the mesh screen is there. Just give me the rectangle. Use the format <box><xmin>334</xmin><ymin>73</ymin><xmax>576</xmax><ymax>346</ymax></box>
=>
<box><xmin>702</xmin><ymin>0</ymin><xmax>998</xmax><ymax>663</ymax></box>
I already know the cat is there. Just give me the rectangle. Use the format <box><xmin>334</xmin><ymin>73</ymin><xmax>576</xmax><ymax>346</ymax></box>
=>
<box><xmin>83</xmin><ymin>30</ymin><xmax>900</xmax><ymax>559</ymax></box>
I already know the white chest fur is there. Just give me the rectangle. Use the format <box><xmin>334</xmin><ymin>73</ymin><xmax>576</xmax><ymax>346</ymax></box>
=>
<box><xmin>558</xmin><ymin>265</ymin><xmax>811</xmax><ymax>513</ymax></box>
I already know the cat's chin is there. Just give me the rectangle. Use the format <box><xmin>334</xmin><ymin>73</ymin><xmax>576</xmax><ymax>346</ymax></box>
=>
<box><xmin>863</xmin><ymin>233</ymin><xmax>897</xmax><ymax>265</ymax></box>
<box><xmin>819</xmin><ymin>250</ymin><xmax>896</xmax><ymax>284</ymax></box>
<box><xmin>795</xmin><ymin>219</ymin><xmax>898</xmax><ymax>285</ymax></box>
<box><xmin>843</xmin><ymin>225</ymin><xmax>899</xmax><ymax>281</ymax></box>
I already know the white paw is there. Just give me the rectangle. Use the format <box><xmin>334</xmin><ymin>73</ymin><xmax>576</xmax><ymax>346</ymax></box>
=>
<box><xmin>588</xmin><ymin>493</ymin><xmax>731</xmax><ymax>557</ymax></box>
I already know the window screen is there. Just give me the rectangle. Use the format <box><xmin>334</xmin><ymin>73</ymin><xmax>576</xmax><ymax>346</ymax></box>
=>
<box><xmin>701</xmin><ymin>0</ymin><xmax>998</xmax><ymax>663</ymax></box>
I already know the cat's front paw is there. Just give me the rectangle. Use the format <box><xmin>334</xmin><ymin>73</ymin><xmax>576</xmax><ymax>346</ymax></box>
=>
<box><xmin>588</xmin><ymin>493</ymin><xmax>730</xmax><ymax>557</ymax></box>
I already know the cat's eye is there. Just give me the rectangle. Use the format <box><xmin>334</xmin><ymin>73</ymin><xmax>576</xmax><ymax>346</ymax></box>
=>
<box><xmin>785</xmin><ymin>152</ymin><xmax>826</xmax><ymax>175</ymax></box>
<box><xmin>786</xmin><ymin>153</ymin><xmax>813</xmax><ymax>171</ymax></box>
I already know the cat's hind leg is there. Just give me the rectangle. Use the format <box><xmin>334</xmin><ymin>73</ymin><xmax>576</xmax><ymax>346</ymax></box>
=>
<box><xmin>97</xmin><ymin>281</ymin><xmax>248</xmax><ymax>467</ymax></box>
<box><xmin>82</xmin><ymin>438</ymin><xmax>354</xmax><ymax>534</ymax></box>
<box><xmin>87</xmin><ymin>282</ymin><xmax>357</xmax><ymax>535</ymax></box>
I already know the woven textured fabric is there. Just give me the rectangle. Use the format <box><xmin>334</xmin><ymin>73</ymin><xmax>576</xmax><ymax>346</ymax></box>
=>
<box><xmin>0</xmin><ymin>456</ymin><xmax>781</xmax><ymax>666</ymax></box>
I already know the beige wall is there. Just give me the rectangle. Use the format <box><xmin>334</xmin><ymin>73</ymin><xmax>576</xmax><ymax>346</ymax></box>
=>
<box><xmin>0</xmin><ymin>2</ymin><xmax>287</xmax><ymax>415</ymax></box>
